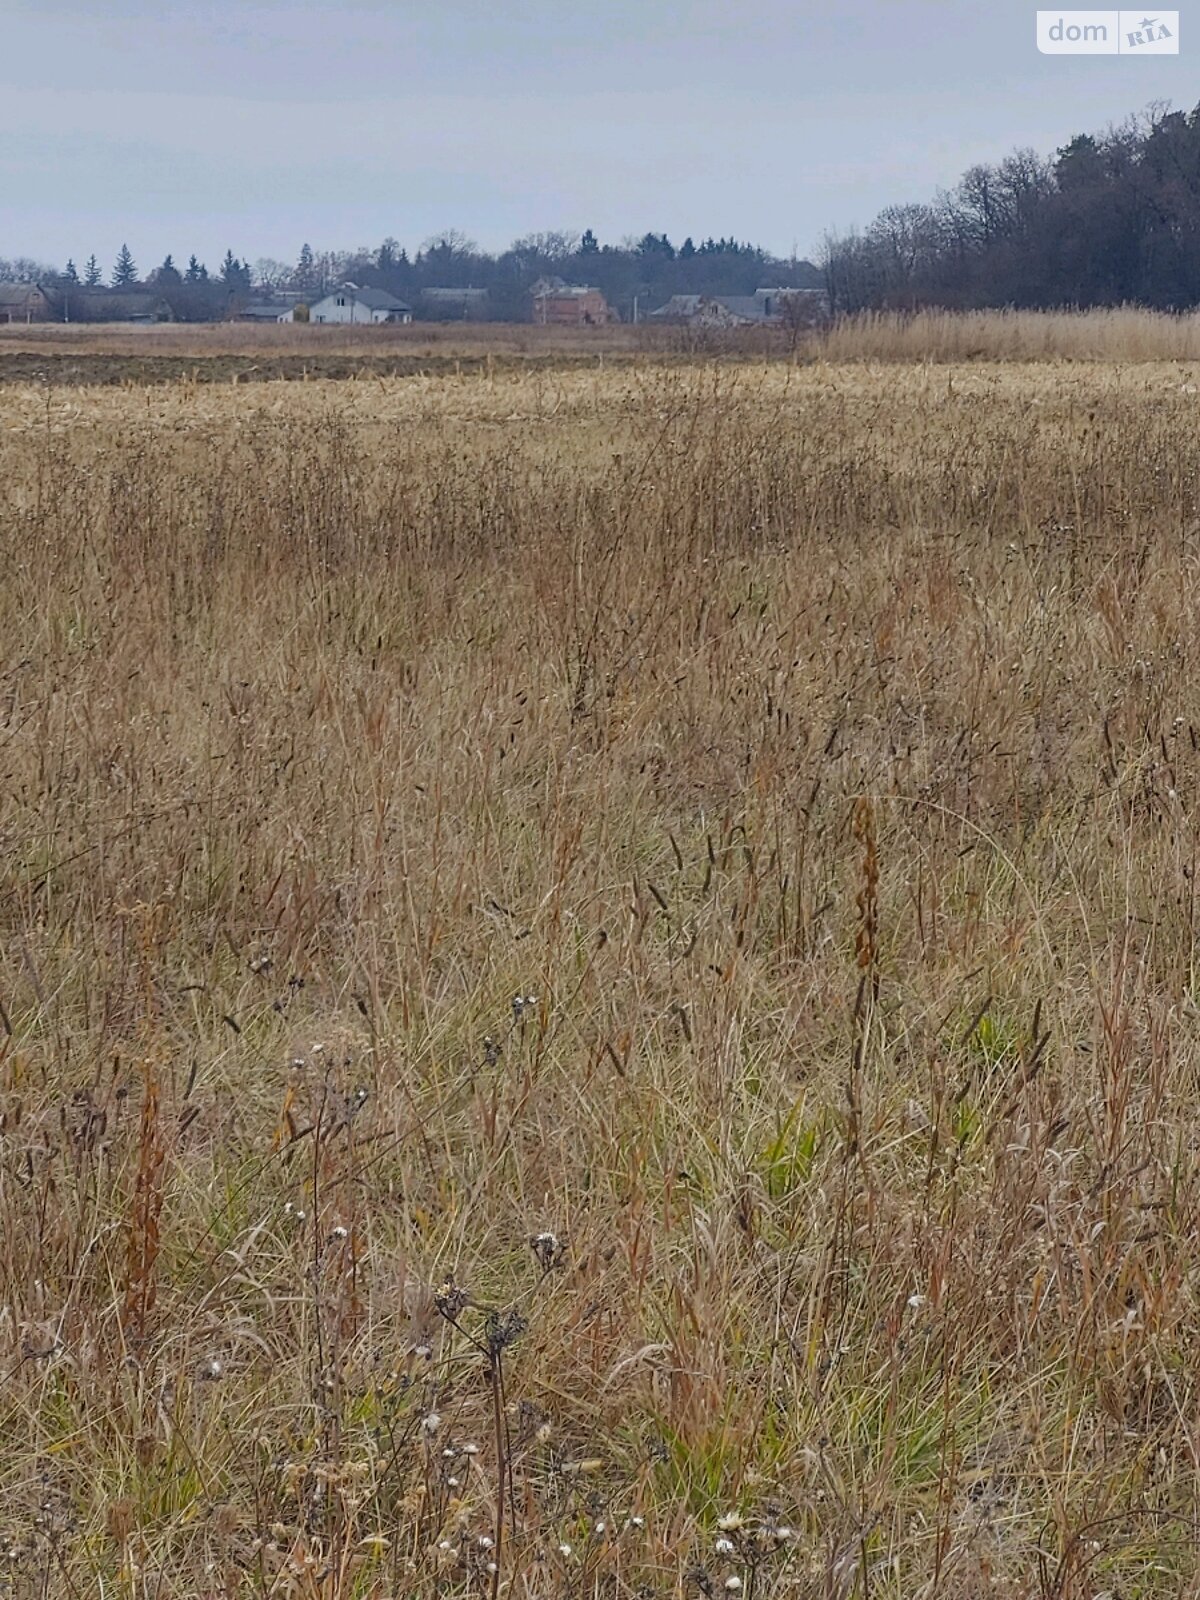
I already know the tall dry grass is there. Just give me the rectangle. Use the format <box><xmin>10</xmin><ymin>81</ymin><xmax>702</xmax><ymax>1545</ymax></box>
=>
<box><xmin>813</xmin><ymin>305</ymin><xmax>1200</xmax><ymax>364</ymax></box>
<box><xmin>1</xmin><ymin>357</ymin><xmax>1200</xmax><ymax>1597</ymax></box>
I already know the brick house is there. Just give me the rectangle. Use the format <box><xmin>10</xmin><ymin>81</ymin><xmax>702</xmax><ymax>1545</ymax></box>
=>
<box><xmin>530</xmin><ymin>278</ymin><xmax>614</xmax><ymax>326</ymax></box>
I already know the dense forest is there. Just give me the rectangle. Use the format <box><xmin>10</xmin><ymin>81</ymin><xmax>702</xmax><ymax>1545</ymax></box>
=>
<box><xmin>1</xmin><ymin>231</ymin><xmax>822</xmax><ymax>322</ymax></box>
<box><xmin>824</xmin><ymin>102</ymin><xmax>1200</xmax><ymax>313</ymax></box>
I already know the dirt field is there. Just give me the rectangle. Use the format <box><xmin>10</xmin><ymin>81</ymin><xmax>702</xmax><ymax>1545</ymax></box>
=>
<box><xmin>3</xmin><ymin>341</ymin><xmax>1200</xmax><ymax>1597</ymax></box>
<box><xmin>0</xmin><ymin>321</ymin><xmax>657</xmax><ymax>388</ymax></box>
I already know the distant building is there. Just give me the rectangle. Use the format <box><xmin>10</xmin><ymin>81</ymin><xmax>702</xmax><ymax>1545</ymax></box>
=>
<box><xmin>419</xmin><ymin>287</ymin><xmax>491</xmax><ymax>320</ymax></box>
<box><xmin>236</xmin><ymin>302</ymin><xmax>296</xmax><ymax>323</ymax></box>
<box><xmin>755</xmin><ymin>287</ymin><xmax>829</xmax><ymax>324</ymax></box>
<box><xmin>0</xmin><ymin>283</ymin><xmax>52</xmax><ymax>323</ymax></box>
<box><xmin>530</xmin><ymin>278</ymin><xmax>614</xmax><ymax>326</ymax></box>
<box><xmin>308</xmin><ymin>284</ymin><xmax>412</xmax><ymax>325</ymax></box>
<box><xmin>648</xmin><ymin>287</ymin><xmax>829</xmax><ymax>327</ymax></box>
<box><xmin>66</xmin><ymin>290</ymin><xmax>177</xmax><ymax>324</ymax></box>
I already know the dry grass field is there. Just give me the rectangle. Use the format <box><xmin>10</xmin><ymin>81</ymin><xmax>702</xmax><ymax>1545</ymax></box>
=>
<box><xmin>4</xmin><ymin>330</ymin><xmax>1200</xmax><ymax>1598</ymax></box>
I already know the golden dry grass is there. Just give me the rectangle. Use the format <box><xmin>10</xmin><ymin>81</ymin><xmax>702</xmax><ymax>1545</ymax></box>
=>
<box><xmin>3</xmin><ymin>349</ymin><xmax>1200</xmax><ymax>1598</ymax></box>
<box><xmin>813</xmin><ymin>307</ymin><xmax>1200</xmax><ymax>364</ymax></box>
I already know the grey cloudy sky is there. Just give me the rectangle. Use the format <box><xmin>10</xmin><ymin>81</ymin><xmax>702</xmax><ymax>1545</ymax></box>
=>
<box><xmin>0</xmin><ymin>0</ymin><xmax>1192</xmax><ymax>271</ymax></box>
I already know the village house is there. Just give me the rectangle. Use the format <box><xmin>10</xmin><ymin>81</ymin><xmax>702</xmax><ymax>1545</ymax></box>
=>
<box><xmin>307</xmin><ymin>284</ymin><xmax>412</xmax><ymax>324</ymax></box>
<box><xmin>66</xmin><ymin>290</ymin><xmax>178</xmax><ymax>324</ymax></box>
<box><xmin>530</xmin><ymin>278</ymin><xmax>614</xmax><ymax>326</ymax></box>
<box><xmin>235</xmin><ymin>302</ymin><xmax>297</xmax><ymax>323</ymax></box>
<box><xmin>0</xmin><ymin>283</ymin><xmax>53</xmax><ymax>323</ymax></box>
<box><xmin>648</xmin><ymin>287</ymin><xmax>829</xmax><ymax>327</ymax></box>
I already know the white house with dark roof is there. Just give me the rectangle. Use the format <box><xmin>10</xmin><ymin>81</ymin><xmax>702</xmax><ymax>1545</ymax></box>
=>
<box><xmin>307</xmin><ymin>284</ymin><xmax>412</xmax><ymax>325</ymax></box>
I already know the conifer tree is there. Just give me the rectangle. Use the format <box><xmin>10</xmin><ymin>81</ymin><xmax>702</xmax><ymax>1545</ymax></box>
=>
<box><xmin>112</xmin><ymin>243</ymin><xmax>137</xmax><ymax>286</ymax></box>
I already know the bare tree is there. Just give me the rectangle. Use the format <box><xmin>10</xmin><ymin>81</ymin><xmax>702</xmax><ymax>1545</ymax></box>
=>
<box><xmin>253</xmin><ymin>258</ymin><xmax>291</xmax><ymax>290</ymax></box>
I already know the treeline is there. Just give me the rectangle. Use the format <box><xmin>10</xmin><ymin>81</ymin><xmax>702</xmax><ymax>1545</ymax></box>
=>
<box><xmin>6</xmin><ymin>231</ymin><xmax>822</xmax><ymax>321</ymax></box>
<box><xmin>825</xmin><ymin>103</ymin><xmax>1200</xmax><ymax>312</ymax></box>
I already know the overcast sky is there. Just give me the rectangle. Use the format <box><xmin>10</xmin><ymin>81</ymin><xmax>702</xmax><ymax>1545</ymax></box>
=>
<box><xmin>0</xmin><ymin>0</ymin><xmax>1192</xmax><ymax>273</ymax></box>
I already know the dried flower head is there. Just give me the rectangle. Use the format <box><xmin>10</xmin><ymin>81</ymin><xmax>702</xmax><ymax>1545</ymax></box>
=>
<box><xmin>484</xmin><ymin>1307</ymin><xmax>527</xmax><ymax>1356</ymax></box>
<box><xmin>530</xmin><ymin>1230</ymin><xmax>565</xmax><ymax>1272</ymax></box>
<box><xmin>434</xmin><ymin>1277</ymin><xmax>469</xmax><ymax>1322</ymax></box>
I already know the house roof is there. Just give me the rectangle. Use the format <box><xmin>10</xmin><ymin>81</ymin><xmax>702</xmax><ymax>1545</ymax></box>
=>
<box><xmin>238</xmin><ymin>302</ymin><xmax>294</xmax><ymax>319</ymax></box>
<box><xmin>647</xmin><ymin>295</ymin><xmax>701</xmax><ymax>318</ymax></box>
<box><xmin>62</xmin><ymin>290</ymin><xmax>176</xmax><ymax>321</ymax></box>
<box><xmin>714</xmin><ymin>296</ymin><xmax>766</xmax><ymax>321</ymax></box>
<box><xmin>648</xmin><ymin>293</ymin><xmax>775</xmax><ymax>323</ymax></box>
<box><xmin>0</xmin><ymin>282</ymin><xmax>44</xmax><ymax>308</ymax></box>
<box><xmin>315</xmin><ymin>285</ymin><xmax>411</xmax><ymax>312</ymax></box>
<box><xmin>82</xmin><ymin>293</ymin><xmax>170</xmax><ymax>312</ymax></box>
<box><xmin>651</xmin><ymin>287</ymin><xmax>830</xmax><ymax>323</ymax></box>
<box><xmin>532</xmin><ymin>283</ymin><xmax>603</xmax><ymax>299</ymax></box>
